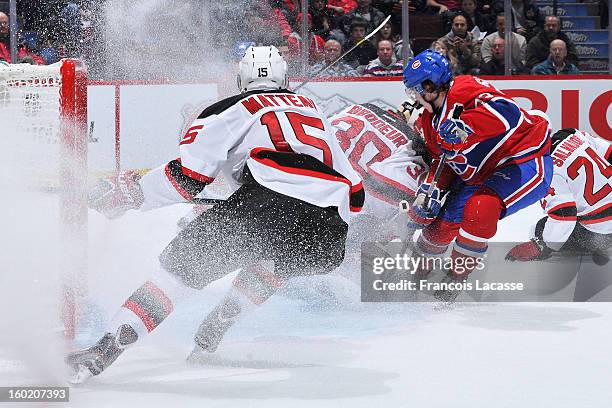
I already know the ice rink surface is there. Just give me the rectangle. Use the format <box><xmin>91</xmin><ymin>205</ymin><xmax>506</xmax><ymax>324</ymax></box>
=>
<box><xmin>1</xmin><ymin>199</ymin><xmax>611</xmax><ymax>408</ymax></box>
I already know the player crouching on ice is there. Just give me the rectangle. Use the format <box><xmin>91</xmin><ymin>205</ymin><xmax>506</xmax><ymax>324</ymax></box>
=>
<box><xmin>402</xmin><ymin>50</ymin><xmax>553</xmax><ymax>302</ymax></box>
<box><xmin>65</xmin><ymin>45</ymin><xmax>364</xmax><ymax>382</ymax></box>
<box><xmin>506</xmin><ymin>128</ymin><xmax>612</xmax><ymax>264</ymax></box>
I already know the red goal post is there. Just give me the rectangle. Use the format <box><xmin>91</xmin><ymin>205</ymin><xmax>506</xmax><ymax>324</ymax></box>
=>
<box><xmin>0</xmin><ymin>59</ymin><xmax>88</xmax><ymax>339</ymax></box>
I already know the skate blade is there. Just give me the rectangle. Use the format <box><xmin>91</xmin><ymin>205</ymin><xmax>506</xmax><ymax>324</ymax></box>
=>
<box><xmin>67</xmin><ymin>366</ymin><xmax>93</xmax><ymax>385</ymax></box>
<box><xmin>186</xmin><ymin>345</ymin><xmax>216</xmax><ymax>365</ymax></box>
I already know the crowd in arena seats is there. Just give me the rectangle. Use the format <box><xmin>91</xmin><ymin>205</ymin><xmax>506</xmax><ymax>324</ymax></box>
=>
<box><xmin>0</xmin><ymin>0</ymin><xmax>99</xmax><ymax>67</ymax></box>
<box><xmin>1</xmin><ymin>0</ymin><xmax>608</xmax><ymax>78</ymax></box>
<box><xmin>246</xmin><ymin>0</ymin><xmax>600</xmax><ymax>77</ymax></box>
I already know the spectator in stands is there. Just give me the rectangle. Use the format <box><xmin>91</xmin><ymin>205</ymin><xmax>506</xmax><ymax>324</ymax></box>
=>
<box><xmin>374</xmin><ymin>0</ymin><xmax>424</xmax><ymax>29</ymax></box>
<box><xmin>481</xmin><ymin>13</ymin><xmax>526</xmax><ymax>68</ymax></box>
<box><xmin>282</xmin><ymin>0</ymin><xmax>302</xmax><ymax>17</ymax></box>
<box><xmin>459</xmin><ymin>0</ymin><xmax>492</xmax><ymax>33</ymax></box>
<box><xmin>438</xmin><ymin>14</ymin><xmax>481</xmax><ymax>74</ymax></box>
<box><xmin>393</xmin><ymin>39</ymin><xmax>414</xmax><ymax>63</ymax></box>
<box><xmin>313</xmin><ymin>0</ymin><xmax>348</xmax><ymax>43</ymax></box>
<box><xmin>0</xmin><ymin>12</ymin><xmax>8</xmax><ymax>50</ymax></box>
<box><xmin>310</xmin><ymin>38</ymin><xmax>359</xmax><ymax>76</ymax></box>
<box><xmin>288</xmin><ymin>12</ymin><xmax>326</xmax><ymax>63</ymax></box>
<box><xmin>491</xmin><ymin>0</ymin><xmax>543</xmax><ymax>42</ymax></box>
<box><xmin>426</xmin><ymin>0</ymin><xmax>461</xmax><ymax>14</ymax></box>
<box><xmin>0</xmin><ymin>12</ymin><xmax>45</xmax><ymax>65</ymax></box>
<box><xmin>531</xmin><ymin>39</ymin><xmax>580</xmax><ymax>75</ymax></box>
<box><xmin>39</xmin><ymin>37</ymin><xmax>59</xmax><ymax>65</ymax></box>
<box><xmin>343</xmin><ymin>18</ymin><xmax>378</xmax><ymax>68</ymax></box>
<box><xmin>363</xmin><ymin>40</ymin><xmax>403</xmax><ymax>76</ymax></box>
<box><xmin>431</xmin><ymin>39</ymin><xmax>461</xmax><ymax>75</ymax></box>
<box><xmin>328</xmin><ymin>0</ymin><xmax>358</xmax><ymax>15</ymax></box>
<box><xmin>0</xmin><ymin>12</ymin><xmax>9</xmax><ymax>62</ymax></box>
<box><xmin>480</xmin><ymin>37</ymin><xmax>527</xmax><ymax>75</ymax></box>
<box><xmin>310</xmin><ymin>0</ymin><xmax>337</xmax><ymax>40</ymax></box>
<box><xmin>372</xmin><ymin>20</ymin><xmax>397</xmax><ymax>46</ymax></box>
<box><xmin>342</xmin><ymin>0</ymin><xmax>386</xmax><ymax>35</ymax></box>
<box><xmin>525</xmin><ymin>15</ymin><xmax>578</xmax><ymax>70</ymax></box>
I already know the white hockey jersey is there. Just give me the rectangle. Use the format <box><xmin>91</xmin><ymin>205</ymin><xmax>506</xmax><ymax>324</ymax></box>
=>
<box><xmin>139</xmin><ymin>89</ymin><xmax>364</xmax><ymax>222</ymax></box>
<box><xmin>539</xmin><ymin>129</ymin><xmax>612</xmax><ymax>249</ymax></box>
<box><xmin>328</xmin><ymin>103</ymin><xmax>430</xmax><ymax>209</ymax></box>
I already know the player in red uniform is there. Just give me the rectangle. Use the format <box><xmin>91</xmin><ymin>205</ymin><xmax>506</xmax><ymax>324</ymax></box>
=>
<box><xmin>402</xmin><ymin>50</ymin><xmax>553</xmax><ymax>299</ymax></box>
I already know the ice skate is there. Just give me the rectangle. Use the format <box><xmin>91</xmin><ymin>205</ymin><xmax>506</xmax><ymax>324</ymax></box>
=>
<box><xmin>65</xmin><ymin>324</ymin><xmax>138</xmax><ymax>383</ymax></box>
<box><xmin>433</xmin><ymin>273</ymin><xmax>468</xmax><ymax>305</ymax></box>
<box><xmin>187</xmin><ymin>297</ymin><xmax>242</xmax><ymax>363</ymax></box>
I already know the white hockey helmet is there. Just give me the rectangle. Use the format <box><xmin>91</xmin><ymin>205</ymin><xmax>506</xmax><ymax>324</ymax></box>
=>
<box><xmin>237</xmin><ymin>45</ymin><xmax>289</xmax><ymax>93</ymax></box>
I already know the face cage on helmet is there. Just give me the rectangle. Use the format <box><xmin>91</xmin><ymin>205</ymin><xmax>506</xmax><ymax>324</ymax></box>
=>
<box><xmin>405</xmin><ymin>84</ymin><xmax>427</xmax><ymax>100</ymax></box>
<box><xmin>405</xmin><ymin>79</ymin><xmax>441</xmax><ymax>99</ymax></box>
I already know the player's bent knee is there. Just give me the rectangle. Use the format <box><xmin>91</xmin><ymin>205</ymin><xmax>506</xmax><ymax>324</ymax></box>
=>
<box><xmin>461</xmin><ymin>187</ymin><xmax>504</xmax><ymax>240</ymax></box>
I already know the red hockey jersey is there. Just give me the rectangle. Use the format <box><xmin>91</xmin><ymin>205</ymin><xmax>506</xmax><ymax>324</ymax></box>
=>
<box><xmin>421</xmin><ymin>75</ymin><xmax>551</xmax><ymax>186</ymax></box>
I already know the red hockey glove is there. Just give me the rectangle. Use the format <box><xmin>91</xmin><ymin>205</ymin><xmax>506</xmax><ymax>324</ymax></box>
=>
<box><xmin>505</xmin><ymin>238</ymin><xmax>552</xmax><ymax>262</ymax></box>
<box><xmin>88</xmin><ymin>170</ymin><xmax>144</xmax><ymax>219</ymax></box>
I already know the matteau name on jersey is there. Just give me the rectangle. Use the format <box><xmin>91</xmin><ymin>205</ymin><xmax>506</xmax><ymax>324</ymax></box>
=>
<box><xmin>140</xmin><ymin>89</ymin><xmax>365</xmax><ymax>223</ymax></box>
<box><xmin>241</xmin><ymin>93</ymin><xmax>319</xmax><ymax>114</ymax></box>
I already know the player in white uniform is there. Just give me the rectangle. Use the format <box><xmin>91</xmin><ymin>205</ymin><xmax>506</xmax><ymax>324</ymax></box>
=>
<box><xmin>331</xmin><ymin>102</ymin><xmax>429</xmax><ymax>221</ymax></box>
<box><xmin>506</xmin><ymin>128</ymin><xmax>612</xmax><ymax>262</ymax></box>
<box><xmin>65</xmin><ymin>46</ymin><xmax>364</xmax><ymax>382</ymax></box>
<box><xmin>188</xmin><ymin>100</ymin><xmax>431</xmax><ymax>357</ymax></box>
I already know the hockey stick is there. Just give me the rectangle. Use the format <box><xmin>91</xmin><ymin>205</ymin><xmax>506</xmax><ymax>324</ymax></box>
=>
<box><xmin>401</xmin><ymin>105</ymin><xmax>464</xmax><ymax>245</ymax></box>
<box><xmin>293</xmin><ymin>15</ymin><xmax>391</xmax><ymax>92</ymax></box>
<box><xmin>421</xmin><ymin>105</ymin><xmax>464</xmax><ymax>210</ymax></box>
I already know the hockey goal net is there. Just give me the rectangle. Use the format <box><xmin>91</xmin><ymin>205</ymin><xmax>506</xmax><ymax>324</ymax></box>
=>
<box><xmin>0</xmin><ymin>59</ymin><xmax>88</xmax><ymax>339</ymax></box>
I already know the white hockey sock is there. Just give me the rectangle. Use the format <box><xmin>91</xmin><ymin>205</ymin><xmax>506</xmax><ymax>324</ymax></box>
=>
<box><xmin>107</xmin><ymin>267</ymin><xmax>196</xmax><ymax>341</ymax></box>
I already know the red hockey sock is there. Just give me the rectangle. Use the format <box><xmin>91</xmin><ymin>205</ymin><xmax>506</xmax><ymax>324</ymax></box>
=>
<box><xmin>231</xmin><ymin>262</ymin><xmax>285</xmax><ymax>307</ymax></box>
<box><xmin>110</xmin><ymin>268</ymin><xmax>194</xmax><ymax>338</ymax></box>
<box><xmin>413</xmin><ymin>219</ymin><xmax>460</xmax><ymax>275</ymax></box>
<box><xmin>452</xmin><ymin>188</ymin><xmax>504</xmax><ymax>277</ymax></box>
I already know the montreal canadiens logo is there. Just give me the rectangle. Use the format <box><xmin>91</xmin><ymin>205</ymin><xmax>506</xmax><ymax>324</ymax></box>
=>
<box><xmin>411</xmin><ymin>60</ymin><xmax>421</xmax><ymax>69</ymax></box>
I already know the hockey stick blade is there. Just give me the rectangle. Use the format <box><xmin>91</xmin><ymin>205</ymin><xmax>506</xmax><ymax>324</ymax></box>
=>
<box><xmin>293</xmin><ymin>15</ymin><xmax>391</xmax><ymax>92</ymax></box>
